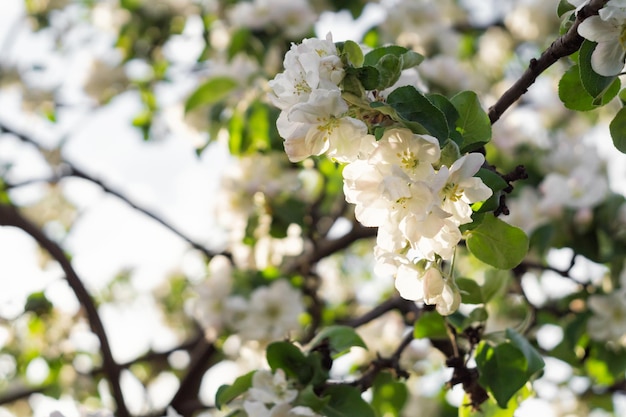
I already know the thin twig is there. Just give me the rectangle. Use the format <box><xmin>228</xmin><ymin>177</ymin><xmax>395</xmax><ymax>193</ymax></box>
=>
<box><xmin>0</xmin><ymin>203</ymin><xmax>130</xmax><ymax>417</ymax></box>
<box><xmin>0</xmin><ymin>121</ymin><xmax>227</xmax><ymax>261</ymax></box>
<box><xmin>488</xmin><ymin>0</ymin><xmax>609</xmax><ymax>124</ymax></box>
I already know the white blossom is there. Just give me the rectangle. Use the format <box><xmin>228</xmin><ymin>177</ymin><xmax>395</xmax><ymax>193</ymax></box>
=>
<box><xmin>577</xmin><ymin>0</ymin><xmax>626</xmax><ymax>76</ymax></box>
<box><xmin>587</xmin><ymin>288</ymin><xmax>626</xmax><ymax>342</ymax></box>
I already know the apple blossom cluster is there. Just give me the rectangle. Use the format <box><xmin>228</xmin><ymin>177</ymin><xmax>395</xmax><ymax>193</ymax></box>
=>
<box><xmin>234</xmin><ymin>369</ymin><xmax>322</xmax><ymax>417</ymax></box>
<box><xmin>269</xmin><ymin>38</ymin><xmax>493</xmax><ymax>315</ymax></box>
<box><xmin>188</xmin><ymin>256</ymin><xmax>305</xmax><ymax>342</ymax></box>
<box><xmin>574</xmin><ymin>0</ymin><xmax>626</xmax><ymax>76</ymax></box>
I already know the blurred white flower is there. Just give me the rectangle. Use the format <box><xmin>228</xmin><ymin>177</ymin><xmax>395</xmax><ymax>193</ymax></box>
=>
<box><xmin>587</xmin><ymin>288</ymin><xmax>626</xmax><ymax>342</ymax></box>
<box><xmin>235</xmin><ymin>280</ymin><xmax>304</xmax><ymax>342</ymax></box>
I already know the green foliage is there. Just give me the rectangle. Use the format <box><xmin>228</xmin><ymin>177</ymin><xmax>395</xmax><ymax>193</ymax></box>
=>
<box><xmin>386</xmin><ymin>86</ymin><xmax>450</xmax><ymax>143</ymax></box>
<box><xmin>475</xmin><ymin>329</ymin><xmax>544</xmax><ymax>408</ymax></box>
<box><xmin>320</xmin><ymin>385</ymin><xmax>377</xmax><ymax>417</ymax></box>
<box><xmin>450</xmin><ymin>91</ymin><xmax>492</xmax><ymax>152</ymax></box>
<box><xmin>414</xmin><ymin>310</ymin><xmax>448</xmax><ymax>339</ymax></box>
<box><xmin>309</xmin><ymin>325</ymin><xmax>367</xmax><ymax>357</ymax></box>
<box><xmin>579</xmin><ymin>40</ymin><xmax>620</xmax><ymax>100</ymax></box>
<box><xmin>465</xmin><ymin>216</ymin><xmax>529</xmax><ymax>269</ymax></box>
<box><xmin>456</xmin><ymin>278</ymin><xmax>484</xmax><ymax>304</ymax></box>
<box><xmin>610</xmin><ymin>106</ymin><xmax>626</xmax><ymax>153</ymax></box>
<box><xmin>185</xmin><ymin>77</ymin><xmax>239</xmax><ymax>113</ymax></box>
<box><xmin>459</xmin><ymin>385</ymin><xmax>531</xmax><ymax>417</ymax></box>
<box><xmin>215</xmin><ymin>371</ymin><xmax>255</xmax><ymax>409</ymax></box>
<box><xmin>371</xmin><ymin>372</ymin><xmax>408</xmax><ymax>417</ymax></box>
<box><xmin>558</xmin><ymin>64</ymin><xmax>621</xmax><ymax>111</ymax></box>
<box><xmin>472</xmin><ymin>168</ymin><xmax>509</xmax><ymax>213</ymax></box>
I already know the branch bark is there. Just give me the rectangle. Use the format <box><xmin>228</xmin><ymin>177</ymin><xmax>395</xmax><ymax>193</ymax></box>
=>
<box><xmin>488</xmin><ymin>0</ymin><xmax>609</xmax><ymax>124</ymax></box>
<box><xmin>0</xmin><ymin>203</ymin><xmax>130</xmax><ymax>417</ymax></box>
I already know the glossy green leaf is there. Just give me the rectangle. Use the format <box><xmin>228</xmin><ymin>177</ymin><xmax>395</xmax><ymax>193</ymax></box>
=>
<box><xmin>428</xmin><ymin>93</ymin><xmax>463</xmax><ymax>144</ymax></box>
<box><xmin>456</xmin><ymin>278</ymin><xmax>484</xmax><ymax>304</ymax></box>
<box><xmin>558</xmin><ymin>64</ymin><xmax>620</xmax><ymax>111</ymax></box>
<box><xmin>610</xmin><ymin>106</ymin><xmax>626</xmax><ymax>153</ymax></box>
<box><xmin>386</xmin><ymin>86</ymin><xmax>449</xmax><ymax>143</ymax></box>
<box><xmin>215</xmin><ymin>371</ymin><xmax>254</xmax><ymax>409</ymax></box>
<box><xmin>450</xmin><ymin>91</ymin><xmax>492</xmax><ymax>152</ymax></box>
<box><xmin>506</xmin><ymin>328</ymin><xmax>545</xmax><ymax>376</ymax></box>
<box><xmin>475</xmin><ymin>342</ymin><xmax>529</xmax><ymax>408</ymax></box>
<box><xmin>266</xmin><ymin>341</ymin><xmax>312</xmax><ymax>382</ymax></box>
<box><xmin>363</xmin><ymin>45</ymin><xmax>410</xmax><ymax>66</ymax></box>
<box><xmin>579</xmin><ymin>40</ymin><xmax>619</xmax><ymax>99</ymax></box>
<box><xmin>466</xmin><ymin>215</ymin><xmax>529</xmax><ymax>269</ymax></box>
<box><xmin>185</xmin><ymin>76</ymin><xmax>239</xmax><ymax>112</ymax></box>
<box><xmin>414</xmin><ymin>310</ymin><xmax>448</xmax><ymax>339</ymax></box>
<box><xmin>309</xmin><ymin>325</ymin><xmax>367</xmax><ymax>357</ymax></box>
<box><xmin>321</xmin><ymin>385</ymin><xmax>376</xmax><ymax>417</ymax></box>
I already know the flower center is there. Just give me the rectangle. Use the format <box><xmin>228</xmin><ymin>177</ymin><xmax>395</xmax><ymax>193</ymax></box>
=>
<box><xmin>397</xmin><ymin>149</ymin><xmax>418</xmax><ymax>170</ymax></box>
<box><xmin>442</xmin><ymin>182</ymin><xmax>463</xmax><ymax>202</ymax></box>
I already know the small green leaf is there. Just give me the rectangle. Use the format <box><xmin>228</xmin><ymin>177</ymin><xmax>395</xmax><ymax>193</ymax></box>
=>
<box><xmin>557</xmin><ymin>0</ymin><xmax>575</xmax><ymax>17</ymax></box>
<box><xmin>400</xmin><ymin>50</ymin><xmax>424</xmax><ymax>69</ymax></box>
<box><xmin>505</xmin><ymin>328</ymin><xmax>545</xmax><ymax>376</ymax></box>
<box><xmin>414</xmin><ymin>310</ymin><xmax>448</xmax><ymax>339</ymax></box>
<box><xmin>363</xmin><ymin>45</ymin><xmax>409</xmax><ymax>67</ymax></box>
<box><xmin>375</xmin><ymin>54</ymin><xmax>402</xmax><ymax>89</ymax></box>
<box><xmin>475</xmin><ymin>342</ymin><xmax>528</xmax><ymax>408</ymax></box>
<box><xmin>579</xmin><ymin>40</ymin><xmax>619</xmax><ymax>99</ymax></box>
<box><xmin>456</xmin><ymin>278</ymin><xmax>484</xmax><ymax>304</ymax></box>
<box><xmin>309</xmin><ymin>325</ymin><xmax>367</xmax><ymax>357</ymax></box>
<box><xmin>343</xmin><ymin>40</ymin><xmax>364</xmax><ymax>67</ymax></box>
<box><xmin>215</xmin><ymin>371</ymin><xmax>255</xmax><ymax>409</ymax></box>
<box><xmin>450</xmin><ymin>91</ymin><xmax>492</xmax><ymax>152</ymax></box>
<box><xmin>266</xmin><ymin>342</ymin><xmax>312</xmax><ymax>383</ymax></box>
<box><xmin>558</xmin><ymin>64</ymin><xmax>620</xmax><ymax>111</ymax></box>
<box><xmin>185</xmin><ymin>76</ymin><xmax>239</xmax><ymax>112</ymax></box>
<box><xmin>321</xmin><ymin>385</ymin><xmax>376</xmax><ymax>417</ymax></box>
<box><xmin>610</xmin><ymin>106</ymin><xmax>626</xmax><ymax>153</ymax></box>
<box><xmin>386</xmin><ymin>86</ymin><xmax>449</xmax><ymax>143</ymax></box>
<box><xmin>466</xmin><ymin>215</ymin><xmax>529</xmax><ymax>269</ymax></box>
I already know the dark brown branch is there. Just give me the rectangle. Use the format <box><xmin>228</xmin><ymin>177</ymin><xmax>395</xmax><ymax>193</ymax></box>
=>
<box><xmin>338</xmin><ymin>296</ymin><xmax>420</xmax><ymax>328</ymax></box>
<box><xmin>0</xmin><ymin>121</ymin><xmax>227</xmax><ymax>261</ymax></box>
<box><xmin>348</xmin><ymin>331</ymin><xmax>414</xmax><ymax>391</ymax></box>
<box><xmin>0</xmin><ymin>384</ymin><xmax>47</xmax><ymax>405</ymax></box>
<box><xmin>488</xmin><ymin>0</ymin><xmax>609</xmax><ymax>124</ymax></box>
<box><xmin>0</xmin><ymin>203</ymin><xmax>130</xmax><ymax>417</ymax></box>
<box><xmin>169</xmin><ymin>337</ymin><xmax>216</xmax><ymax>412</ymax></box>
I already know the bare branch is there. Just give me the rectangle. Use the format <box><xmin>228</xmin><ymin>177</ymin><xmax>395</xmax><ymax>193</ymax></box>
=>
<box><xmin>0</xmin><ymin>203</ymin><xmax>130</xmax><ymax>417</ymax></box>
<box><xmin>488</xmin><ymin>0</ymin><xmax>609</xmax><ymax>124</ymax></box>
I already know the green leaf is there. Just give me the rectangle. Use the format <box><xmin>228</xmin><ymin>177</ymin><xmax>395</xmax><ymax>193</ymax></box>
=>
<box><xmin>557</xmin><ymin>0</ymin><xmax>575</xmax><ymax>17</ymax></box>
<box><xmin>610</xmin><ymin>106</ymin><xmax>626</xmax><ymax>153</ymax></box>
<box><xmin>386</xmin><ymin>86</ymin><xmax>449</xmax><ymax>143</ymax></box>
<box><xmin>459</xmin><ymin>384</ymin><xmax>531</xmax><ymax>417</ymax></box>
<box><xmin>505</xmin><ymin>328</ymin><xmax>545</xmax><ymax>376</ymax></box>
<box><xmin>466</xmin><ymin>215</ymin><xmax>529</xmax><ymax>269</ymax></box>
<box><xmin>579</xmin><ymin>40</ymin><xmax>619</xmax><ymax>99</ymax></box>
<box><xmin>558</xmin><ymin>64</ymin><xmax>620</xmax><ymax>111</ymax></box>
<box><xmin>414</xmin><ymin>310</ymin><xmax>448</xmax><ymax>339</ymax></box>
<box><xmin>475</xmin><ymin>342</ymin><xmax>529</xmax><ymax>408</ymax></box>
<box><xmin>456</xmin><ymin>278</ymin><xmax>484</xmax><ymax>304</ymax></box>
<box><xmin>321</xmin><ymin>385</ymin><xmax>376</xmax><ymax>417</ymax></box>
<box><xmin>266</xmin><ymin>342</ymin><xmax>313</xmax><ymax>383</ymax></box>
<box><xmin>185</xmin><ymin>76</ymin><xmax>239</xmax><ymax>112</ymax></box>
<box><xmin>427</xmin><ymin>93</ymin><xmax>462</xmax><ymax>144</ymax></box>
<box><xmin>343</xmin><ymin>40</ymin><xmax>364</xmax><ymax>67</ymax></box>
<box><xmin>450</xmin><ymin>91</ymin><xmax>492</xmax><ymax>152</ymax></box>
<box><xmin>375</xmin><ymin>54</ymin><xmax>402</xmax><ymax>89</ymax></box>
<box><xmin>400</xmin><ymin>50</ymin><xmax>424</xmax><ymax>69</ymax></box>
<box><xmin>363</xmin><ymin>45</ymin><xmax>410</xmax><ymax>67</ymax></box>
<box><xmin>481</xmin><ymin>269</ymin><xmax>510</xmax><ymax>303</ymax></box>
<box><xmin>309</xmin><ymin>325</ymin><xmax>367</xmax><ymax>357</ymax></box>
<box><xmin>371</xmin><ymin>372</ymin><xmax>408</xmax><ymax>417</ymax></box>
<box><xmin>215</xmin><ymin>371</ymin><xmax>255</xmax><ymax>409</ymax></box>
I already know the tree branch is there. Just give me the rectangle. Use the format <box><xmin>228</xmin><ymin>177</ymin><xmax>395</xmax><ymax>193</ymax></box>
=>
<box><xmin>0</xmin><ymin>203</ymin><xmax>130</xmax><ymax>417</ymax></box>
<box><xmin>488</xmin><ymin>0</ymin><xmax>609</xmax><ymax>124</ymax></box>
<box><xmin>0</xmin><ymin>121</ymin><xmax>228</xmax><ymax>261</ymax></box>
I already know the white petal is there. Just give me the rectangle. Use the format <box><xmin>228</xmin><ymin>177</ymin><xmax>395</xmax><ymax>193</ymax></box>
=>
<box><xmin>591</xmin><ymin>40</ymin><xmax>626</xmax><ymax>76</ymax></box>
